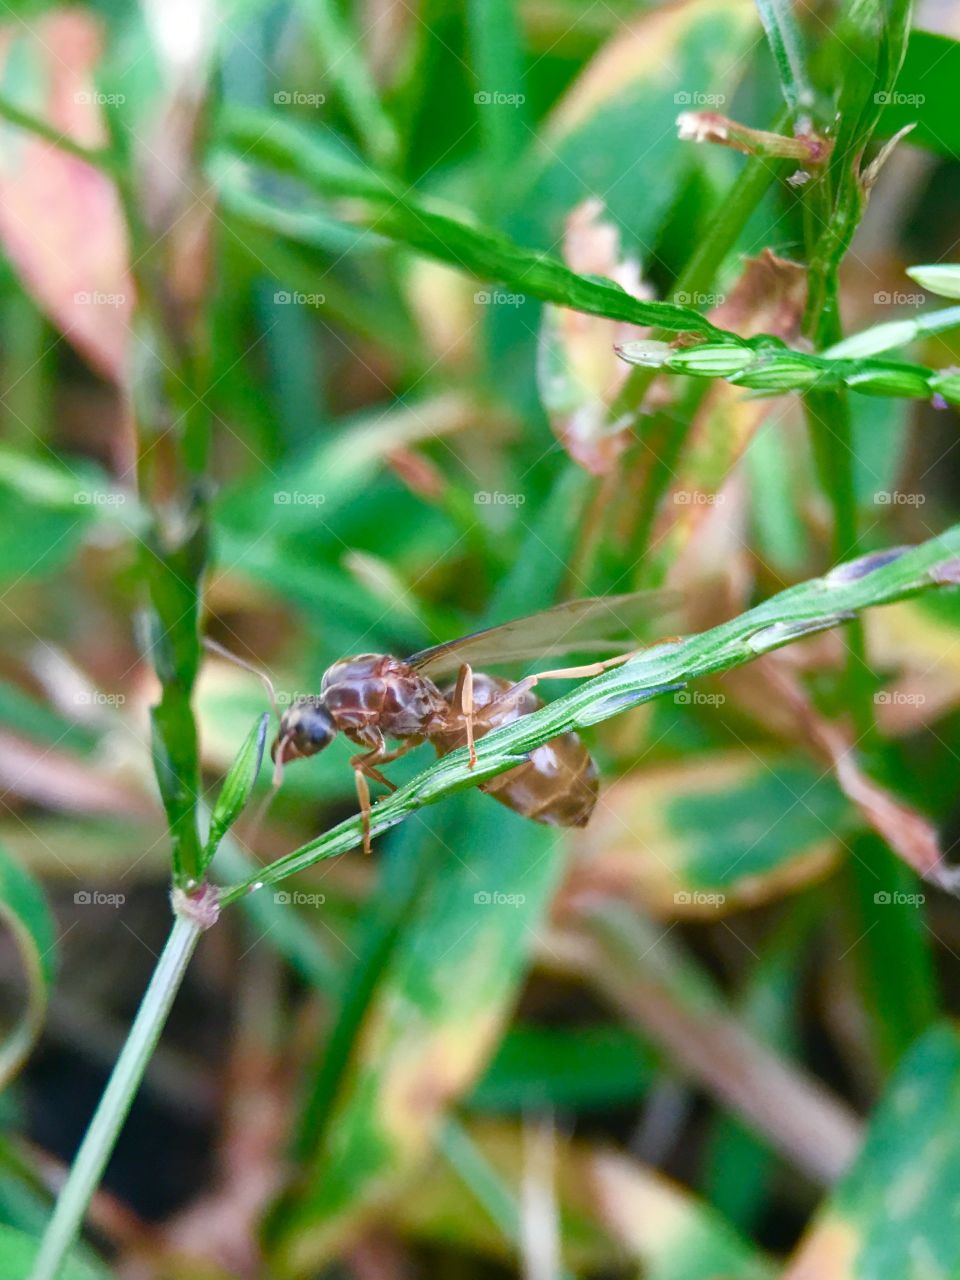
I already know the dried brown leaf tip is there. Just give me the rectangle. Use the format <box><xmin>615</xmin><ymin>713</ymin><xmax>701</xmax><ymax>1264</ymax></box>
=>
<box><xmin>710</xmin><ymin>248</ymin><xmax>807</xmax><ymax>343</ymax></box>
<box><xmin>756</xmin><ymin>661</ymin><xmax>951</xmax><ymax>891</ymax></box>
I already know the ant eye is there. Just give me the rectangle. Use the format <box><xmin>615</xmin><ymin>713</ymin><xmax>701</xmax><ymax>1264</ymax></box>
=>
<box><xmin>273</xmin><ymin>700</ymin><xmax>336</xmax><ymax>763</ymax></box>
<box><xmin>306</xmin><ymin>715</ymin><xmax>335</xmax><ymax>747</ymax></box>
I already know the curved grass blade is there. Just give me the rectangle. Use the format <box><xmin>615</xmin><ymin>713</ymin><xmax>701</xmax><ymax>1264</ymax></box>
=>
<box><xmin>0</xmin><ymin>841</ymin><xmax>56</xmax><ymax>1089</ymax></box>
<box><xmin>755</xmin><ymin>0</ymin><xmax>812</xmax><ymax>113</ymax></box>
<box><xmin>212</xmin><ymin>113</ymin><xmax>731</xmax><ymax>339</ymax></box>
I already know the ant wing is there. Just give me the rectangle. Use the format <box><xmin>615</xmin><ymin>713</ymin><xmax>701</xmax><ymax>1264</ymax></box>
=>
<box><xmin>407</xmin><ymin>590</ymin><xmax>679</xmax><ymax>680</ymax></box>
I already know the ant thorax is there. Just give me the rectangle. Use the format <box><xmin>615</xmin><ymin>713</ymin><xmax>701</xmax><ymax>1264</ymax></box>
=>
<box><xmin>320</xmin><ymin>653</ymin><xmax>450</xmax><ymax>743</ymax></box>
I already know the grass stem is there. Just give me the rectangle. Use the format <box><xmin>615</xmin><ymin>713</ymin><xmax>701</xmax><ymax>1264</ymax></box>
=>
<box><xmin>30</xmin><ymin>914</ymin><xmax>202</xmax><ymax>1280</ymax></box>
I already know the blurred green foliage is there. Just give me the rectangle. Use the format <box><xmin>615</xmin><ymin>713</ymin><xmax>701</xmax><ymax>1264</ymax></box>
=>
<box><xmin>0</xmin><ymin>0</ymin><xmax>960</xmax><ymax>1276</ymax></box>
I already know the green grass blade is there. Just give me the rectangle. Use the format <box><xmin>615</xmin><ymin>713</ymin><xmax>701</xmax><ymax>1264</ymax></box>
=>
<box><xmin>219</xmin><ymin>530</ymin><xmax>960</xmax><ymax>903</ymax></box>
<box><xmin>212</xmin><ymin>114</ymin><xmax>732</xmax><ymax>337</ymax></box>
<box><xmin>0</xmin><ymin>841</ymin><xmax>56</xmax><ymax>1089</ymax></box>
<box><xmin>294</xmin><ymin>0</ymin><xmax>400</xmax><ymax>168</ymax></box>
<box><xmin>467</xmin><ymin>0</ymin><xmax>526</xmax><ymax>187</ymax></box>
<box><xmin>755</xmin><ymin>0</ymin><xmax>812</xmax><ymax>112</ymax></box>
<box><xmin>0</xmin><ymin>1222</ymin><xmax>110</xmax><ymax>1280</ymax></box>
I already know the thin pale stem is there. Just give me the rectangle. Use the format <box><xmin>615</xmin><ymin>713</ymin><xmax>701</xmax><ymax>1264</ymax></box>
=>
<box><xmin>30</xmin><ymin>915</ymin><xmax>202</xmax><ymax>1280</ymax></box>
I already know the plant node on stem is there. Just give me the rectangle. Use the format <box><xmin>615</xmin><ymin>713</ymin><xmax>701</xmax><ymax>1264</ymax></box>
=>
<box><xmin>171</xmin><ymin>882</ymin><xmax>221</xmax><ymax>930</ymax></box>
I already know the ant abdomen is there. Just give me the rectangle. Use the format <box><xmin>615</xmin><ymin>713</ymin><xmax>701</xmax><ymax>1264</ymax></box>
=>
<box><xmin>436</xmin><ymin>673</ymin><xmax>598</xmax><ymax>828</ymax></box>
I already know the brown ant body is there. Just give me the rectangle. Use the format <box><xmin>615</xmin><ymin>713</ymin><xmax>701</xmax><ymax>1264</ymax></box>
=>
<box><xmin>208</xmin><ymin>592</ymin><xmax>672</xmax><ymax>853</ymax></box>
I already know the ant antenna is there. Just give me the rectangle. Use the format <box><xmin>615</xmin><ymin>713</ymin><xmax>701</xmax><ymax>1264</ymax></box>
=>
<box><xmin>202</xmin><ymin>635</ymin><xmax>287</xmax><ymax>829</ymax></box>
<box><xmin>202</xmin><ymin>635</ymin><xmax>282</xmax><ymax>723</ymax></box>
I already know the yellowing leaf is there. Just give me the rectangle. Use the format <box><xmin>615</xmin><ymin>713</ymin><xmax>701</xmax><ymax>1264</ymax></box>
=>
<box><xmin>548</xmin><ymin>0</ymin><xmax>756</xmax><ymax>140</ymax></box>
<box><xmin>866</xmin><ymin>598</ymin><xmax>960</xmax><ymax>733</ymax></box>
<box><xmin>573</xmin><ymin>752</ymin><xmax>848</xmax><ymax>916</ymax></box>
<box><xmin>393</xmin><ymin>1121</ymin><xmax>773</xmax><ymax>1279</ymax></box>
<box><xmin>784</xmin><ymin>1025</ymin><xmax>960</xmax><ymax>1280</ymax></box>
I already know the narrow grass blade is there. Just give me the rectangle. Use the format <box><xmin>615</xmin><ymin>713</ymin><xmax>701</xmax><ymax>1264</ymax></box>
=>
<box><xmin>0</xmin><ymin>841</ymin><xmax>56</xmax><ymax>1089</ymax></box>
<box><xmin>755</xmin><ymin>0</ymin><xmax>812</xmax><ymax>112</ymax></box>
<box><xmin>219</xmin><ymin>529</ymin><xmax>960</xmax><ymax>904</ymax></box>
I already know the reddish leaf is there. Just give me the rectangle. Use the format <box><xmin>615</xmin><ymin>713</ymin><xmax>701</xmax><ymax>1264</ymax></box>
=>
<box><xmin>0</xmin><ymin>10</ymin><xmax>133</xmax><ymax>383</ymax></box>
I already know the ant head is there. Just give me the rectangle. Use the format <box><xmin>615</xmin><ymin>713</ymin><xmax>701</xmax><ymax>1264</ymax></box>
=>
<box><xmin>203</xmin><ymin>635</ymin><xmax>327</xmax><ymax>786</ymax></box>
<box><xmin>273</xmin><ymin>697</ymin><xmax>337</xmax><ymax>766</ymax></box>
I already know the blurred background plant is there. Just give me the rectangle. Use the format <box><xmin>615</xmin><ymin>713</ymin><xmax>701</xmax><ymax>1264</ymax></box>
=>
<box><xmin>2</xmin><ymin>0</ymin><xmax>960</xmax><ymax>1275</ymax></box>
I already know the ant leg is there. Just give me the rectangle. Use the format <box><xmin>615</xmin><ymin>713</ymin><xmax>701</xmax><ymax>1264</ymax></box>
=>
<box><xmin>361</xmin><ymin>742</ymin><xmax>416</xmax><ymax>791</ymax></box>
<box><xmin>525</xmin><ymin>652</ymin><xmax>638</xmax><ymax>683</ymax></box>
<box><xmin>349</xmin><ymin>740</ymin><xmax>417</xmax><ymax>853</ymax></box>
<box><xmin>364</xmin><ymin>764</ymin><xmax>396</xmax><ymax>791</ymax></box>
<box><xmin>499</xmin><ymin>652</ymin><xmax>640</xmax><ymax>706</ymax></box>
<box><xmin>353</xmin><ymin>766</ymin><xmax>373</xmax><ymax>856</ymax></box>
<box><xmin>451</xmin><ymin>664</ymin><xmax>477</xmax><ymax>768</ymax></box>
